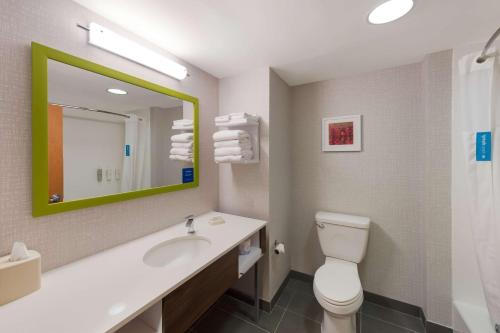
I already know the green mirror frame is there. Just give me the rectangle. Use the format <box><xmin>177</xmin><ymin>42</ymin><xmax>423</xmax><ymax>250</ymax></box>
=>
<box><xmin>31</xmin><ymin>42</ymin><xmax>199</xmax><ymax>217</ymax></box>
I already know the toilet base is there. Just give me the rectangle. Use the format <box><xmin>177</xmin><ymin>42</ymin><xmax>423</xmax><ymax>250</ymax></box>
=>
<box><xmin>321</xmin><ymin>310</ymin><xmax>356</xmax><ymax>333</ymax></box>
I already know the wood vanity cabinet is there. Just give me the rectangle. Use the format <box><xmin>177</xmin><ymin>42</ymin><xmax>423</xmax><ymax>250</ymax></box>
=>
<box><xmin>162</xmin><ymin>248</ymin><xmax>238</xmax><ymax>333</ymax></box>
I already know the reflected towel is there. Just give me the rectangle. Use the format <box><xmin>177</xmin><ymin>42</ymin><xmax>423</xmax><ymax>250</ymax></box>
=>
<box><xmin>172</xmin><ymin>142</ymin><xmax>193</xmax><ymax>148</ymax></box>
<box><xmin>213</xmin><ymin>130</ymin><xmax>249</xmax><ymax>142</ymax></box>
<box><xmin>171</xmin><ymin>133</ymin><xmax>194</xmax><ymax>143</ymax></box>
<box><xmin>215</xmin><ymin>147</ymin><xmax>253</xmax><ymax>158</ymax></box>
<box><xmin>169</xmin><ymin>155</ymin><xmax>193</xmax><ymax>162</ymax></box>
<box><xmin>170</xmin><ymin>148</ymin><xmax>192</xmax><ymax>156</ymax></box>
<box><xmin>173</xmin><ymin>119</ymin><xmax>193</xmax><ymax>126</ymax></box>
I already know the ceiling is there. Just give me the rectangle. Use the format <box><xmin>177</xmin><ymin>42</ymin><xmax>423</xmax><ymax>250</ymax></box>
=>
<box><xmin>73</xmin><ymin>0</ymin><xmax>500</xmax><ymax>86</ymax></box>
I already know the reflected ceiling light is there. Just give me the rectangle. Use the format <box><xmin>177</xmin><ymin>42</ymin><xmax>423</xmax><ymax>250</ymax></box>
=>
<box><xmin>107</xmin><ymin>88</ymin><xmax>127</xmax><ymax>95</ymax></box>
<box><xmin>368</xmin><ymin>0</ymin><xmax>414</xmax><ymax>24</ymax></box>
<box><xmin>88</xmin><ymin>22</ymin><xmax>188</xmax><ymax>80</ymax></box>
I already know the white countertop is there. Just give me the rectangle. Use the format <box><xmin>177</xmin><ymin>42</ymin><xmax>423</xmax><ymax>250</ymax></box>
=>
<box><xmin>0</xmin><ymin>212</ymin><xmax>266</xmax><ymax>333</ymax></box>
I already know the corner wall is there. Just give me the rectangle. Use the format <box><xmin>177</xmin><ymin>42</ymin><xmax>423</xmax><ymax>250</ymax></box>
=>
<box><xmin>218</xmin><ymin>68</ymin><xmax>292</xmax><ymax>301</ymax></box>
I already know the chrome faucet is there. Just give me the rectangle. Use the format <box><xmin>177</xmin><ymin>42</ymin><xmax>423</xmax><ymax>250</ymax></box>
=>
<box><xmin>185</xmin><ymin>214</ymin><xmax>195</xmax><ymax>234</ymax></box>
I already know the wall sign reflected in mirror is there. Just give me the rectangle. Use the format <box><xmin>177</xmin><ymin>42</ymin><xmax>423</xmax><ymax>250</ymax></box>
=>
<box><xmin>32</xmin><ymin>43</ymin><xmax>199</xmax><ymax>216</ymax></box>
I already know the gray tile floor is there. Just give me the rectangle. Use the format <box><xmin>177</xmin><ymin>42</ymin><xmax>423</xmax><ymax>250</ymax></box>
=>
<box><xmin>190</xmin><ymin>277</ymin><xmax>426</xmax><ymax>333</ymax></box>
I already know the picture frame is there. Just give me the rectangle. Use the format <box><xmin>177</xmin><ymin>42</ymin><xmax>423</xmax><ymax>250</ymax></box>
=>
<box><xmin>322</xmin><ymin>115</ymin><xmax>362</xmax><ymax>152</ymax></box>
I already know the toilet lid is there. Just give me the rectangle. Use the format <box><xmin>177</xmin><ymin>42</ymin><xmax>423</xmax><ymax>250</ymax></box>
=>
<box><xmin>314</xmin><ymin>260</ymin><xmax>362</xmax><ymax>305</ymax></box>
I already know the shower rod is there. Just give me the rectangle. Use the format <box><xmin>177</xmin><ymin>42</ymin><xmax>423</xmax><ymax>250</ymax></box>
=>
<box><xmin>50</xmin><ymin>102</ymin><xmax>143</xmax><ymax>121</ymax></box>
<box><xmin>477</xmin><ymin>26</ymin><xmax>500</xmax><ymax>64</ymax></box>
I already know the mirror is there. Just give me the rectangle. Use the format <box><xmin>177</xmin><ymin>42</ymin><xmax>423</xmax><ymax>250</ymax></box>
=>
<box><xmin>32</xmin><ymin>43</ymin><xmax>199</xmax><ymax>216</ymax></box>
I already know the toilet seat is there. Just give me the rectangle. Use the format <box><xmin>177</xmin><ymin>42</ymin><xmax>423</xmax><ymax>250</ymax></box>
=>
<box><xmin>313</xmin><ymin>258</ymin><xmax>363</xmax><ymax>315</ymax></box>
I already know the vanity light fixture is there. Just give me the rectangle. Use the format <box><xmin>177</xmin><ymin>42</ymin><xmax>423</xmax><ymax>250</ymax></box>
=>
<box><xmin>368</xmin><ymin>0</ymin><xmax>414</xmax><ymax>24</ymax></box>
<box><xmin>107</xmin><ymin>88</ymin><xmax>127</xmax><ymax>95</ymax></box>
<box><xmin>88</xmin><ymin>22</ymin><xmax>188</xmax><ymax>80</ymax></box>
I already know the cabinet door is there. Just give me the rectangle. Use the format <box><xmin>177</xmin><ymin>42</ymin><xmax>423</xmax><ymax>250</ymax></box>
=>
<box><xmin>162</xmin><ymin>248</ymin><xmax>238</xmax><ymax>333</ymax></box>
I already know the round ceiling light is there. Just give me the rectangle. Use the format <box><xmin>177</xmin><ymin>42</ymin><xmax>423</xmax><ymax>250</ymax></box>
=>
<box><xmin>368</xmin><ymin>0</ymin><xmax>414</xmax><ymax>25</ymax></box>
<box><xmin>107</xmin><ymin>88</ymin><xmax>127</xmax><ymax>95</ymax></box>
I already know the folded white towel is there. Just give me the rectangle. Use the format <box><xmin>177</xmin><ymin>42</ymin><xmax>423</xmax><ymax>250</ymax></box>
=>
<box><xmin>214</xmin><ymin>139</ymin><xmax>251</xmax><ymax>149</ymax></box>
<box><xmin>213</xmin><ymin>130</ymin><xmax>250</xmax><ymax>142</ymax></box>
<box><xmin>215</xmin><ymin>115</ymin><xmax>230</xmax><ymax>122</ymax></box>
<box><xmin>215</xmin><ymin>155</ymin><xmax>251</xmax><ymax>163</ymax></box>
<box><xmin>215</xmin><ymin>147</ymin><xmax>253</xmax><ymax>158</ymax></box>
<box><xmin>173</xmin><ymin>119</ymin><xmax>193</xmax><ymax>126</ymax></box>
<box><xmin>172</xmin><ymin>142</ymin><xmax>193</xmax><ymax>148</ymax></box>
<box><xmin>216</xmin><ymin>118</ymin><xmax>257</xmax><ymax>127</ymax></box>
<box><xmin>169</xmin><ymin>155</ymin><xmax>193</xmax><ymax>162</ymax></box>
<box><xmin>171</xmin><ymin>133</ymin><xmax>194</xmax><ymax>143</ymax></box>
<box><xmin>170</xmin><ymin>147</ymin><xmax>192</xmax><ymax>156</ymax></box>
<box><xmin>229</xmin><ymin>113</ymin><xmax>258</xmax><ymax>121</ymax></box>
<box><xmin>172</xmin><ymin>125</ymin><xmax>194</xmax><ymax>130</ymax></box>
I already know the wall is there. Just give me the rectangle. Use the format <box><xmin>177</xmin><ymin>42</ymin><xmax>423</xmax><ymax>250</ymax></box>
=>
<box><xmin>63</xmin><ymin>115</ymin><xmax>124</xmax><ymax>200</ymax></box>
<box><xmin>290</xmin><ymin>52</ymin><xmax>452</xmax><ymax>326</ymax></box>
<box><xmin>218</xmin><ymin>68</ymin><xmax>292</xmax><ymax>301</ymax></box>
<box><xmin>421</xmin><ymin>51</ymin><xmax>453</xmax><ymax>327</ymax></box>
<box><xmin>0</xmin><ymin>0</ymin><xmax>218</xmax><ymax>271</ymax></box>
<box><xmin>268</xmin><ymin>70</ymin><xmax>292</xmax><ymax>298</ymax></box>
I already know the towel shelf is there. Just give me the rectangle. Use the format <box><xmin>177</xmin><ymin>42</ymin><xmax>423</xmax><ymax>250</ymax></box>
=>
<box><xmin>214</xmin><ymin>115</ymin><xmax>260</xmax><ymax>164</ymax></box>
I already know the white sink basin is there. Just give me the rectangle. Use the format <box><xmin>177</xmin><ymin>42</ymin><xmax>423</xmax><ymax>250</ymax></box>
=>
<box><xmin>143</xmin><ymin>235</ymin><xmax>211</xmax><ymax>268</ymax></box>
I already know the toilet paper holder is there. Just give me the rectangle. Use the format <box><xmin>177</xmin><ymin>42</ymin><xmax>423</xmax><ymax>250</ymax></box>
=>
<box><xmin>274</xmin><ymin>240</ymin><xmax>285</xmax><ymax>254</ymax></box>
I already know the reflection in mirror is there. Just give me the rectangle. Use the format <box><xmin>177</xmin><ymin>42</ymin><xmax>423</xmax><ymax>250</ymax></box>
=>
<box><xmin>47</xmin><ymin>60</ymin><xmax>194</xmax><ymax>203</ymax></box>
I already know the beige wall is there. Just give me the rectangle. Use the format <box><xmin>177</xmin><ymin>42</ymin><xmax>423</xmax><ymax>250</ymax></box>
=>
<box><xmin>421</xmin><ymin>51</ymin><xmax>452</xmax><ymax>327</ymax></box>
<box><xmin>290</xmin><ymin>52</ymin><xmax>452</xmax><ymax>325</ymax></box>
<box><xmin>0</xmin><ymin>0</ymin><xmax>219</xmax><ymax>271</ymax></box>
<box><xmin>269</xmin><ymin>70</ymin><xmax>292</xmax><ymax>299</ymax></box>
<box><xmin>218</xmin><ymin>68</ymin><xmax>292</xmax><ymax>301</ymax></box>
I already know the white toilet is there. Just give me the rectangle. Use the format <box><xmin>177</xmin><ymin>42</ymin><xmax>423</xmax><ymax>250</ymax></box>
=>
<box><xmin>313</xmin><ymin>211</ymin><xmax>370</xmax><ymax>333</ymax></box>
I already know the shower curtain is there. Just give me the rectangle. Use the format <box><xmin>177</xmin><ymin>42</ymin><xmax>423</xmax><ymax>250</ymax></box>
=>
<box><xmin>459</xmin><ymin>51</ymin><xmax>500</xmax><ymax>328</ymax></box>
<box><xmin>120</xmin><ymin>113</ymin><xmax>151</xmax><ymax>192</ymax></box>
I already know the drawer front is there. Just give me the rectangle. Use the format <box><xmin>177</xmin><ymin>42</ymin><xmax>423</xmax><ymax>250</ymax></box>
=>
<box><xmin>162</xmin><ymin>248</ymin><xmax>238</xmax><ymax>333</ymax></box>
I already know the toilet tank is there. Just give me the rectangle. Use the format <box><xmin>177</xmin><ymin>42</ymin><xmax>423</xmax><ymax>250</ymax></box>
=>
<box><xmin>315</xmin><ymin>211</ymin><xmax>370</xmax><ymax>263</ymax></box>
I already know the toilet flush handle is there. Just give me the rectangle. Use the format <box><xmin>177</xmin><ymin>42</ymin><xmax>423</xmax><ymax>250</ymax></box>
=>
<box><xmin>316</xmin><ymin>222</ymin><xmax>325</xmax><ymax>229</ymax></box>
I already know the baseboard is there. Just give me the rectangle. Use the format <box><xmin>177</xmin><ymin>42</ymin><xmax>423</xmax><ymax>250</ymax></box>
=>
<box><xmin>425</xmin><ymin>321</ymin><xmax>453</xmax><ymax>333</ymax></box>
<box><xmin>363</xmin><ymin>291</ymin><xmax>422</xmax><ymax>318</ymax></box>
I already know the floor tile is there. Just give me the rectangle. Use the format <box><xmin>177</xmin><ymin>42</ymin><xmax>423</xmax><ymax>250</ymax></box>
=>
<box><xmin>361</xmin><ymin>315</ymin><xmax>414</xmax><ymax>333</ymax></box>
<box><xmin>361</xmin><ymin>301</ymin><xmax>424</xmax><ymax>332</ymax></box>
<box><xmin>193</xmin><ymin>307</ymin><xmax>267</xmax><ymax>333</ymax></box>
<box><xmin>276</xmin><ymin>311</ymin><xmax>321</xmax><ymax>333</ymax></box>
<box><xmin>288</xmin><ymin>278</ymin><xmax>315</xmax><ymax>295</ymax></box>
<box><xmin>276</xmin><ymin>284</ymin><xmax>295</xmax><ymax>308</ymax></box>
<box><xmin>287</xmin><ymin>291</ymin><xmax>323</xmax><ymax>323</ymax></box>
<box><xmin>216</xmin><ymin>295</ymin><xmax>285</xmax><ymax>332</ymax></box>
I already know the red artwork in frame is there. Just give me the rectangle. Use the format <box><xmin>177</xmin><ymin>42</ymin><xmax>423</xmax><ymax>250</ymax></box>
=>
<box><xmin>322</xmin><ymin>115</ymin><xmax>361</xmax><ymax>151</ymax></box>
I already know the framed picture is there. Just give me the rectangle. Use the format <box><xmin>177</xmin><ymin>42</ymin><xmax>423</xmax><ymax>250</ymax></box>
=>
<box><xmin>322</xmin><ymin>115</ymin><xmax>362</xmax><ymax>152</ymax></box>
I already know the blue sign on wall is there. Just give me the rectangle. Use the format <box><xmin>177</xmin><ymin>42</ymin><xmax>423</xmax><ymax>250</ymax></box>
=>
<box><xmin>476</xmin><ymin>132</ymin><xmax>492</xmax><ymax>161</ymax></box>
<box><xmin>125</xmin><ymin>144</ymin><xmax>131</xmax><ymax>157</ymax></box>
<box><xmin>182</xmin><ymin>168</ymin><xmax>194</xmax><ymax>183</ymax></box>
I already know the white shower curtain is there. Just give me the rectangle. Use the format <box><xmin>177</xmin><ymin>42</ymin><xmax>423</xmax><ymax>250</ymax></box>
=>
<box><xmin>459</xmin><ymin>51</ymin><xmax>500</xmax><ymax>328</ymax></box>
<box><xmin>121</xmin><ymin>113</ymin><xmax>151</xmax><ymax>192</ymax></box>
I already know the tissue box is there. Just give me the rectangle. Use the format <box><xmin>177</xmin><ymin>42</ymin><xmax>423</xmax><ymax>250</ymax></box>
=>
<box><xmin>0</xmin><ymin>250</ymin><xmax>41</xmax><ymax>305</ymax></box>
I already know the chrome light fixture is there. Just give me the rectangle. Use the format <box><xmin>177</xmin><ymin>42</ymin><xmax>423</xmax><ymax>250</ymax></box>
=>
<box><xmin>88</xmin><ymin>22</ymin><xmax>188</xmax><ymax>80</ymax></box>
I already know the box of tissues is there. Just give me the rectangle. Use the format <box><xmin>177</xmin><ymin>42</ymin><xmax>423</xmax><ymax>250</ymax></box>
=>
<box><xmin>0</xmin><ymin>242</ymin><xmax>41</xmax><ymax>305</ymax></box>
